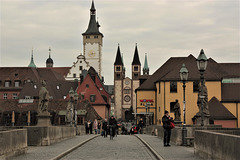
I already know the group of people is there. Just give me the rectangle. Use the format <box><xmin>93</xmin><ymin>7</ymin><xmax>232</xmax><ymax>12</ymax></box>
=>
<box><xmin>85</xmin><ymin>116</ymin><xmax>118</xmax><ymax>138</ymax></box>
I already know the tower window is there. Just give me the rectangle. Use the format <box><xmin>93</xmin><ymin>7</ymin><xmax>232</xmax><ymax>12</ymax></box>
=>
<box><xmin>116</xmin><ymin>74</ymin><xmax>120</xmax><ymax>79</ymax></box>
<box><xmin>86</xmin><ymin>84</ymin><xmax>89</xmax><ymax>88</ymax></box>
<box><xmin>116</xmin><ymin>66</ymin><xmax>121</xmax><ymax>71</ymax></box>
<box><xmin>134</xmin><ymin>73</ymin><xmax>138</xmax><ymax>78</ymax></box>
<box><xmin>170</xmin><ymin>81</ymin><xmax>177</xmax><ymax>93</ymax></box>
<box><xmin>94</xmin><ymin>36</ymin><xmax>98</xmax><ymax>39</ymax></box>
<box><xmin>134</xmin><ymin>66</ymin><xmax>138</xmax><ymax>71</ymax></box>
<box><xmin>86</xmin><ymin>36</ymin><xmax>90</xmax><ymax>39</ymax></box>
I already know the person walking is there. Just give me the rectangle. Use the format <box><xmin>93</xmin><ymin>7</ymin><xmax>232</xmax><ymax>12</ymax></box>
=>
<box><xmin>93</xmin><ymin>119</ymin><xmax>98</xmax><ymax>134</ymax></box>
<box><xmin>162</xmin><ymin>110</ymin><xmax>174</xmax><ymax>147</ymax></box>
<box><xmin>109</xmin><ymin>116</ymin><xmax>117</xmax><ymax>138</ymax></box>
<box><xmin>102</xmin><ymin>118</ymin><xmax>108</xmax><ymax>137</ymax></box>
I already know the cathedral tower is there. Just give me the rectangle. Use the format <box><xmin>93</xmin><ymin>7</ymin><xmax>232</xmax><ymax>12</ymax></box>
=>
<box><xmin>82</xmin><ymin>0</ymin><xmax>103</xmax><ymax>78</ymax></box>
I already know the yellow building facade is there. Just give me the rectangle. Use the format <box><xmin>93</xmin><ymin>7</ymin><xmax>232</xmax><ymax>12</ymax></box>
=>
<box><xmin>135</xmin><ymin>54</ymin><xmax>240</xmax><ymax>127</ymax></box>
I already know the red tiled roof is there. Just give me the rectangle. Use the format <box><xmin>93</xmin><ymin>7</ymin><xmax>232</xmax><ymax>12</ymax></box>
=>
<box><xmin>208</xmin><ymin>97</ymin><xmax>236</xmax><ymax>120</ymax></box>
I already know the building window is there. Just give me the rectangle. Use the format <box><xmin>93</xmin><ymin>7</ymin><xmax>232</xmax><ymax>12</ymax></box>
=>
<box><xmin>193</xmin><ymin>81</ymin><xmax>200</xmax><ymax>92</ymax></box>
<box><xmin>86</xmin><ymin>84</ymin><xmax>89</xmax><ymax>88</ymax></box>
<box><xmin>79</xmin><ymin>66</ymin><xmax>83</xmax><ymax>70</ymax></box>
<box><xmin>12</xmin><ymin>93</ymin><xmax>18</xmax><ymax>99</ymax></box>
<box><xmin>3</xmin><ymin>93</ymin><xmax>8</xmax><ymax>99</ymax></box>
<box><xmin>134</xmin><ymin>66</ymin><xmax>138</xmax><ymax>71</ymax></box>
<box><xmin>170</xmin><ymin>102</ymin><xmax>176</xmax><ymax>113</ymax></box>
<box><xmin>5</xmin><ymin>81</ymin><xmax>10</xmax><ymax>87</ymax></box>
<box><xmin>170</xmin><ymin>81</ymin><xmax>177</xmax><ymax>93</ymax></box>
<box><xmin>78</xmin><ymin>116</ymin><xmax>84</xmax><ymax>125</ymax></box>
<box><xmin>25</xmin><ymin>96</ymin><xmax>31</xmax><ymax>99</ymax></box>
<box><xmin>59</xmin><ymin>116</ymin><xmax>65</xmax><ymax>125</ymax></box>
<box><xmin>134</xmin><ymin>73</ymin><xmax>138</xmax><ymax>78</ymax></box>
<box><xmin>15</xmin><ymin>81</ymin><xmax>20</xmax><ymax>87</ymax></box>
<box><xmin>116</xmin><ymin>66</ymin><xmax>121</xmax><ymax>71</ymax></box>
<box><xmin>73</xmin><ymin>74</ymin><xmax>76</xmax><ymax>78</ymax></box>
<box><xmin>80</xmin><ymin>61</ymin><xmax>82</xmax><ymax>63</ymax></box>
<box><xmin>94</xmin><ymin>36</ymin><xmax>98</xmax><ymax>39</ymax></box>
<box><xmin>90</xmin><ymin>95</ymin><xmax>96</xmax><ymax>102</ymax></box>
<box><xmin>86</xmin><ymin>36</ymin><xmax>90</xmax><ymax>39</ymax></box>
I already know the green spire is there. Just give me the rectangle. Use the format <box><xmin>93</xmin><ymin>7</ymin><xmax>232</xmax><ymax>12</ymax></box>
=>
<box><xmin>143</xmin><ymin>53</ymin><xmax>149</xmax><ymax>70</ymax></box>
<box><xmin>28</xmin><ymin>48</ymin><xmax>37</xmax><ymax>68</ymax></box>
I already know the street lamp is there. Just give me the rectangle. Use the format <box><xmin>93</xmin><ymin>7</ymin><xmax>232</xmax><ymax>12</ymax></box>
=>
<box><xmin>145</xmin><ymin>102</ymin><xmax>150</xmax><ymax>128</ymax></box>
<box><xmin>69</xmin><ymin>87</ymin><xmax>74</xmax><ymax>126</ymax></box>
<box><xmin>179</xmin><ymin>63</ymin><xmax>188</xmax><ymax>146</ymax></box>
<box><xmin>196</xmin><ymin>49</ymin><xmax>208</xmax><ymax>128</ymax></box>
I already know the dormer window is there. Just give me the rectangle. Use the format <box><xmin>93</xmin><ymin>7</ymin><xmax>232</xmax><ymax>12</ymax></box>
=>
<box><xmin>15</xmin><ymin>81</ymin><xmax>20</xmax><ymax>87</ymax></box>
<box><xmin>86</xmin><ymin>36</ymin><xmax>90</xmax><ymax>39</ymax></box>
<box><xmin>25</xmin><ymin>96</ymin><xmax>31</xmax><ymax>99</ymax></box>
<box><xmin>34</xmin><ymin>85</ymin><xmax>37</xmax><ymax>89</ymax></box>
<box><xmin>56</xmin><ymin>85</ymin><xmax>60</xmax><ymax>90</ymax></box>
<box><xmin>5</xmin><ymin>81</ymin><xmax>10</xmax><ymax>87</ymax></box>
<box><xmin>94</xmin><ymin>36</ymin><xmax>98</xmax><ymax>39</ymax></box>
<box><xmin>79</xmin><ymin>66</ymin><xmax>83</xmax><ymax>70</ymax></box>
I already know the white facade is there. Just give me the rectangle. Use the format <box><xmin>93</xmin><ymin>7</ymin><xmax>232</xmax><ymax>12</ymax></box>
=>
<box><xmin>65</xmin><ymin>54</ymin><xmax>90</xmax><ymax>81</ymax></box>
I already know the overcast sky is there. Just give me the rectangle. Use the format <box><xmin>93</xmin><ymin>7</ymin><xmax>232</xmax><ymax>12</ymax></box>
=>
<box><xmin>1</xmin><ymin>0</ymin><xmax>239</xmax><ymax>85</ymax></box>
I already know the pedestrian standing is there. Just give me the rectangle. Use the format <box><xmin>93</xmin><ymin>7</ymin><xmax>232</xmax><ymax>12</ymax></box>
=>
<box><xmin>93</xmin><ymin>119</ymin><xmax>98</xmax><ymax>134</ymax></box>
<box><xmin>162</xmin><ymin>110</ymin><xmax>174</xmax><ymax>147</ymax></box>
<box><xmin>90</xmin><ymin>120</ymin><xmax>93</xmax><ymax>134</ymax></box>
<box><xmin>98</xmin><ymin>120</ymin><xmax>101</xmax><ymax>134</ymax></box>
<box><xmin>138</xmin><ymin>118</ymin><xmax>144</xmax><ymax>134</ymax></box>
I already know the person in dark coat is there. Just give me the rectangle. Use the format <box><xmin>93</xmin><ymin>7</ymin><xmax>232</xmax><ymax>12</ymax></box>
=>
<box><xmin>138</xmin><ymin>118</ymin><xmax>144</xmax><ymax>134</ymax></box>
<box><xmin>102</xmin><ymin>119</ymin><xmax>108</xmax><ymax>137</ymax></box>
<box><xmin>108</xmin><ymin>116</ymin><xmax>117</xmax><ymax>137</ymax></box>
<box><xmin>162</xmin><ymin>110</ymin><xmax>174</xmax><ymax>147</ymax></box>
<box><xmin>89</xmin><ymin>120</ymin><xmax>93</xmax><ymax>134</ymax></box>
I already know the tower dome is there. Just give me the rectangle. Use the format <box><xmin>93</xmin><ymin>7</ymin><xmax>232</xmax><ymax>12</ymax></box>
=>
<box><xmin>46</xmin><ymin>47</ymin><xmax>53</xmax><ymax>67</ymax></box>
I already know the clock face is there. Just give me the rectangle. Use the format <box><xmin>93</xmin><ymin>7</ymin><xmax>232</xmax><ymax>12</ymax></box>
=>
<box><xmin>88</xmin><ymin>50</ymin><xmax>96</xmax><ymax>58</ymax></box>
<box><xmin>124</xmin><ymin>95</ymin><xmax>131</xmax><ymax>102</ymax></box>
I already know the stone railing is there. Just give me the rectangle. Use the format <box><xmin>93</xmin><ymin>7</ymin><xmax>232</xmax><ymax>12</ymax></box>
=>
<box><xmin>194</xmin><ymin>130</ymin><xmax>240</xmax><ymax>160</ymax></box>
<box><xmin>0</xmin><ymin>129</ymin><xmax>27</xmax><ymax>159</ymax></box>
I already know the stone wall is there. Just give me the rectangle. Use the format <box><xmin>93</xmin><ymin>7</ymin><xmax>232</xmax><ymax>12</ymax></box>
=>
<box><xmin>194</xmin><ymin>130</ymin><xmax>240</xmax><ymax>160</ymax></box>
<box><xmin>25</xmin><ymin>126</ymin><xmax>75</xmax><ymax>146</ymax></box>
<box><xmin>0</xmin><ymin>129</ymin><xmax>27</xmax><ymax>159</ymax></box>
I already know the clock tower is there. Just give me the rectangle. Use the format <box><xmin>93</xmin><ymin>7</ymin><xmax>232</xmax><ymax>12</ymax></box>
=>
<box><xmin>82</xmin><ymin>0</ymin><xmax>103</xmax><ymax>77</ymax></box>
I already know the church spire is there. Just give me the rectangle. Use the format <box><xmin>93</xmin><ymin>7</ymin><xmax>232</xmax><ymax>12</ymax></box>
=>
<box><xmin>114</xmin><ymin>44</ymin><xmax>123</xmax><ymax>66</ymax></box>
<box><xmin>132</xmin><ymin>43</ymin><xmax>141</xmax><ymax>65</ymax></box>
<box><xmin>143</xmin><ymin>53</ymin><xmax>149</xmax><ymax>75</ymax></box>
<box><xmin>28</xmin><ymin>48</ymin><xmax>37</xmax><ymax>68</ymax></box>
<box><xmin>82</xmin><ymin>0</ymin><xmax>103</xmax><ymax>36</ymax></box>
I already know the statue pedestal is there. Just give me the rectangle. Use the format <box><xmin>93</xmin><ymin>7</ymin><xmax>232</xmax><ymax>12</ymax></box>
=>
<box><xmin>37</xmin><ymin>112</ymin><xmax>52</xmax><ymax>126</ymax></box>
<box><xmin>194</xmin><ymin>113</ymin><xmax>210</xmax><ymax>126</ymax></box>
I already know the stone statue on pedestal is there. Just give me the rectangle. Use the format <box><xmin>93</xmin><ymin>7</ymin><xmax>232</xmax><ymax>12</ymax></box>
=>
<box><xmin>38</xmin><ymin>80</ymin><xmax>49</xmax><ymax>113</ymax></box>
<box><xmin>197</xmin><ymin>81</ymin><xmax>209</xmax><ymax>115</ymax></box>
<box><xmin>173</xmin><ymin>99</ymin><xmax>181</xmax><ymax>121</ymax></box>
<box><xmin>66</xmin><ymin>101</ymin><xmax>73</xmax><ymax>124</ymax></box>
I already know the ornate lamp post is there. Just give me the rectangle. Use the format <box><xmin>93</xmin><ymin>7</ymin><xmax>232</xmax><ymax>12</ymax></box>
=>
<box><xmin>196</xmin><ymin>49</ymin><xmax>208</xmax><ymax>128</ymax></box>
<box><xmin>73</xmin><ymin>92</ymin><xmax>79</xmax><ymax>135</ymax></box>
<box><xmin>179</xmin><ymin>63</ymin><xmax>188</xmax><ymax>146</ymax></box>
<box><xmin>145</xmin><ymin>102</ymin><xmax>150</xmax><ymax>128</ymax></box>
<box><xmin>69</xmin><ymin>87</ymin><xmax>74</xmax><ymax>126</ymax></box>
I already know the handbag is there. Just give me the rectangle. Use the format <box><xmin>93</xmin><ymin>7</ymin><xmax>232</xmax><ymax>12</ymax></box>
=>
<box><xmin>170</xmin><ymin>122</ymin><xmax>175</xmax><ymax>129</ymax></box>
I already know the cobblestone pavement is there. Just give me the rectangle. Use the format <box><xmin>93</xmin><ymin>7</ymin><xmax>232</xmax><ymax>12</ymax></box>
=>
<box><xmin>137</xmin><ymin>134</ymin><xmax>204</xmax><ymax>160</ymax></box>
<box><xmin>10</xmin><ymin>135</ymin><xmax>96</xmax><ymax>160</ymax></box>
<box><xmin>61</xmin><ymin>135</ymin><xmax>157</xmax><ymax>160</ymax></box>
